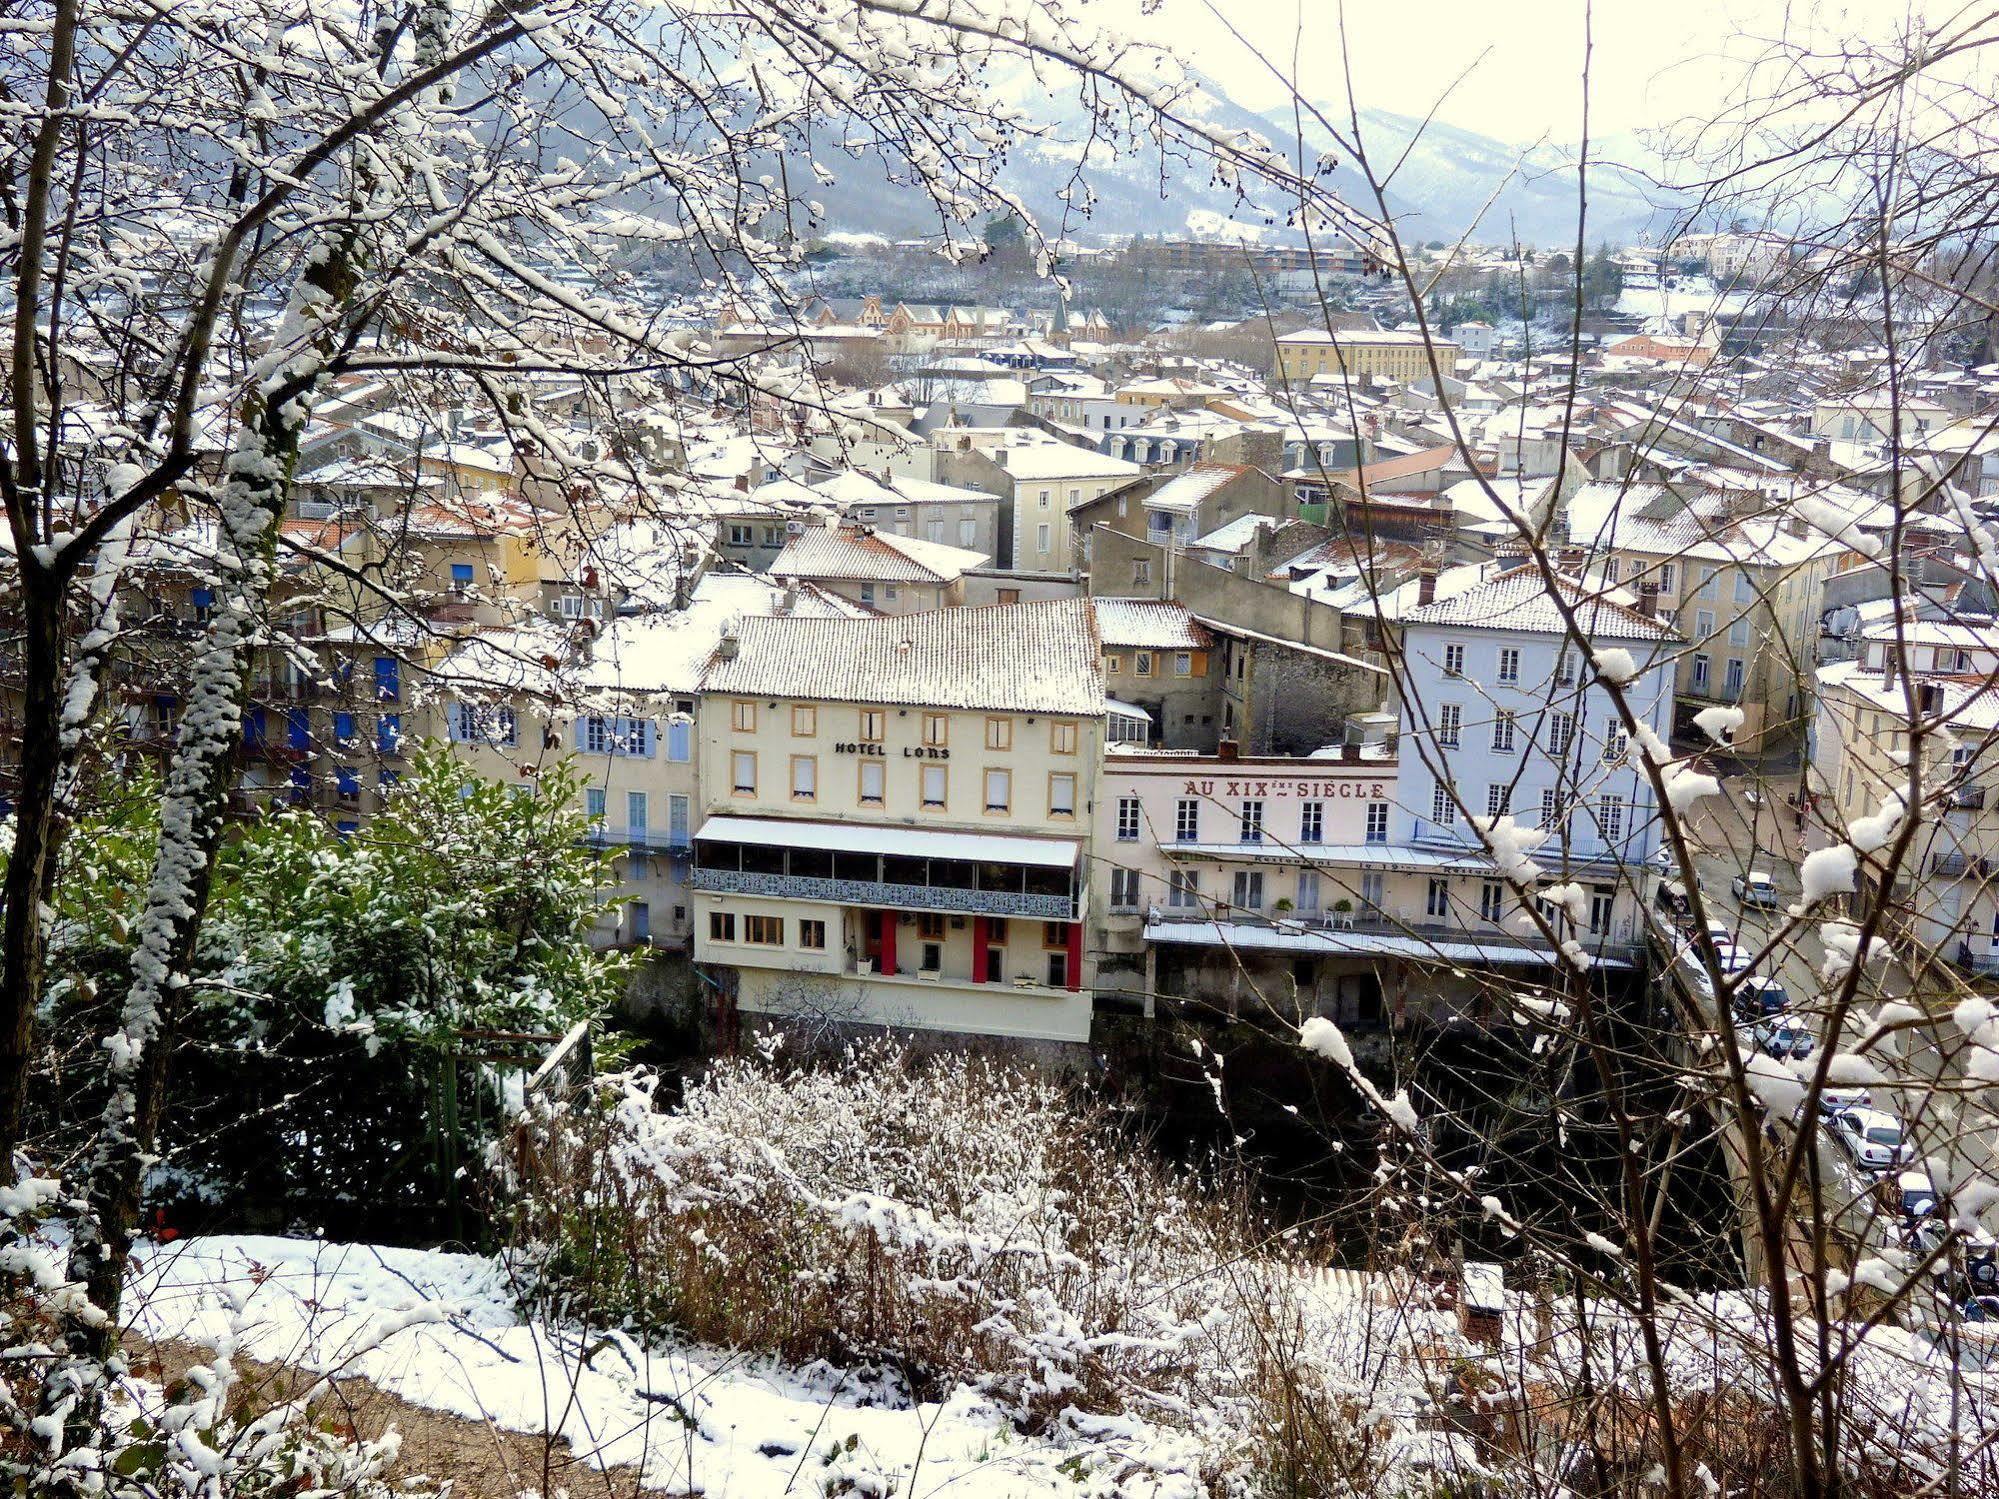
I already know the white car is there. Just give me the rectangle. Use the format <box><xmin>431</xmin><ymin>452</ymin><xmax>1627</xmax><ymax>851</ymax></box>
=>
<box><xmin>1830</xmin><ymin>1107</ymin><xmax>1912</xmax><ymax>1174</ymax></box>
<box><xmin>1732</xmin><ymin>870</ymin><xmax>1782</xmax><ymax>908</ymax></box>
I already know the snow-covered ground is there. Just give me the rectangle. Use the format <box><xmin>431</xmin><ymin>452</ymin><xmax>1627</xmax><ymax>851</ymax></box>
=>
<box><xmin>126</xmin><ymin>1235</ymin><xmax>1210</xmax><ymax>1498</ymax></box>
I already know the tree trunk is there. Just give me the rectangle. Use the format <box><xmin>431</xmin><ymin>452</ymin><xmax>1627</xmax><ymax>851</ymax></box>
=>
<box><xmin>0</xmin><ymin>575</ymin><xmax>69</xmax><ymax>1181</ymax></box>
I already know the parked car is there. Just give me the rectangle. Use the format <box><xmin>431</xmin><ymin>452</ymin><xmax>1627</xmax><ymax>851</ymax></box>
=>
<box><xmin>1732</xmin><ymin>870</ymin><xmax>1782</xmax><ymax>907</ymax></box>
<box><xmin>1754</xmin><ymin>1017</ymin><xmax>1815</xmax><ymax>1061</ymax></box>
<box><xmin>1733</xmin><ymin>975</ymin><xmax>1792</xmax><ymax>1019</ymax></box>
<box><xmin>1830</xmin><ymin>1107</ymin><xmax>1912</xmax><ymax>1174</ymax></box>
<box><xmin>1704</xmin><ymin>919</ymin><xmax>1737</xmax><ymax>949</ymax></box>
<box><xmin>1905</xmin><ymin>1217</ymin><xmax>1999</xmax><ymax>1292</ymax></box>
<box><xmin>1885</xmin><ymin>1168</ymin><xmax>1938</xmax><ymax>1222</ymax></box>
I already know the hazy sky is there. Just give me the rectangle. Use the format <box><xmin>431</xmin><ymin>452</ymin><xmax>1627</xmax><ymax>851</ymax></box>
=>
<box><xmin>1139</xmin><ymin>0</ymin><xmax>1915</xmax><ymax>143</ymax></box>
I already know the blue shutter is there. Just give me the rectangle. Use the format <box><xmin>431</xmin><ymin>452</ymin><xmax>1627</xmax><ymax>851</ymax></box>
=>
<box><xmin>335</xmin><ymin>766</ymin><xmax>360</xmax><ymax>796</ymax></box>
<box><xmin>450</xmin><ymin>562</ymin><xmax>474</xmax><ymax>585</ymax></box>
<box><xmin>634</xmin><ymin>719</ymin><xmax>654</xmax><ymax>757</ymax></box>
<box><xmin>242</xmin><ymin>708</ymin><xmax>267</xmax><ymax>747</ymax></box>
<box><xmin>287</xmin><ymin>708</ymin><xmax>310</xmax><ymax>751</ymax></box>
<box><xmin>373</xmin><ymin>657</ymin><xmax>400</xmax><ymax>702</ymax></box>
<box><xmin>288</xmin><ymin>766</ymin><xmax>311</xmax><ymax>804</ymax></box>
<box><xmin>334</xmin><ymin>711</ymin><xmax>355</xmax><ymax>746</ymax></box>
<box><xmin>377</xmin><ymin>713</ymin><xmax>400</xmax><ymax>754</ymax></box>
<box><xmin>667</xmin><ymin>720</ymin><xmax>691</xmax><ymax>762</ymax></box>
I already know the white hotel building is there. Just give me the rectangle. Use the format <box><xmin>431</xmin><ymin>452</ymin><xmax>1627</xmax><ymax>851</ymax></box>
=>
<box><xmin>689</xmin><ymin>599</ymin><xmax>1105</xmax><ymax>1044</ymax></box>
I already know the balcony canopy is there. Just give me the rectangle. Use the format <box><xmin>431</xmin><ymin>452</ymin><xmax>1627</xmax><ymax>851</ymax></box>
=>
<box><xmin>694</xmin><ymin>815</ymin><xmax>1079</xmax><ymax>869</ymax></box>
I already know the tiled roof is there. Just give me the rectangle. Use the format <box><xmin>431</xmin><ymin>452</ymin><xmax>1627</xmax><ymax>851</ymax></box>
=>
<box><xmin>700</xmin><ymin>597</ymin><xmax>1105</xmax><ymax>714</ymax></box>
<box><xmin>1398</xmin><ymin>566</ymin><xmax>1680</xmax><ymax>642</ymax></box>
<box><xmin>1142</xmin><ymin>461</ymin><xmax>1247</xmax><ymax>514</ymax></box>
<box><xmin>1091</xmin><ymin>599</ymin><xmax>1215</xmax><ymax>651</ymax></box>
<box><xmin>770</xmin><ymin>524</ymin><xmax>988</xmax><ymax>583</ymax></box>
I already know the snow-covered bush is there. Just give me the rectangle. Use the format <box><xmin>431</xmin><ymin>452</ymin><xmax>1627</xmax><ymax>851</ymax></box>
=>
<box><xmin>498</xmin><ymin>1041</ymin><xmax>1404</xmax><ymax>1483</ymax></box>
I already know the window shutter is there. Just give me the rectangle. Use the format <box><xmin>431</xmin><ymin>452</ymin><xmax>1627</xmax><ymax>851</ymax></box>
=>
<box><xmin>667</xmin><ymin>720</ymin><xmax>691</xmax><ymax>762</ymax></box>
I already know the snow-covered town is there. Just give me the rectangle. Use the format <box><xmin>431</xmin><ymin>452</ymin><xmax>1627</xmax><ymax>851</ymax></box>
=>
<box><xmin>8</xmin><ymin>2</ymin><xmax>1999</xmax><ymax>1496</ymax></box>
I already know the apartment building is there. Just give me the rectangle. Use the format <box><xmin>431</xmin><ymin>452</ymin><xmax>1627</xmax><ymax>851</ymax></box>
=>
<box><xmin>1814</xmin><ymin>617</ymin><xmax>1999</xmax><ymax>969</ymax></box>
<box><xmin>689</xmin><ymin>599</ymin><xmax>1106</xmax><ymax>1044</ymax></box>
<box><xmin>933</xmin><ymin>432</ymin><xmax>1143</xmax><ymax>571</ymax></box>
<box><xmin>1273</xmin><ymin>329</ymin><xmax>1460</xmax><ymax>385</ymax></box>
<box><xmin>769</xmin><ymin>519</ymin><xmax>987</xmax><ymax>613</ymax></box>
<box><xmin>1386</xmin><ymin>564</ymin><xmax>1679</xmax><ymax>957</ymax></box>
<box><xmin>1564</xmin><ymin>481</ymin><xmax>1851</xmax><ymax>751</ymax></box>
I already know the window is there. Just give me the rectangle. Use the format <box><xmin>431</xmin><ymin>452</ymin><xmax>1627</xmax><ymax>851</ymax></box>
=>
<box><xmin>585</xmin><ymin>786</ymin><xmax>606</xmax><ymax>827</ymax></box>
<box><xmin>1724</xmin><ymin>658</ymin><xmax>1745</xmax><ymax>699</ymax></box>
<box><xmin>744</xmin><ymin>914</ymin><xmax>783</xmax><ymax>945</ymax></box>
<box><xmin>1479</xmin><ymin>881</ymin><xmax>1504</xmax><ymax>922</ymax></box>
<box><xmin>1432</xmin><ymin>784</ymin><xmax>1457</xmax><ymax>827</ymax></box>
<box><xmin>1443</xmin><ymin>642</ymin><xmax>1465</xmax><ymax>677</ymax></box>
<box><xmin>1692</xmin><ymin>654</ymin><xmax>1711</xmax><ymax>693</ymax></box>
<box><xmin>1105</xmin><ymin>654</ymin><xmax>1123</xmax><ymax>675</ymax></box>
<box><xmin>1051</xmin><ymin>720</ymin><xmax>1077</xmax><ymax>754</ymax></box>
<box><xmin>1550</xmin><ymin>711</ymin><xmax>1574</xmax><ymax>755</ymax></box>
<box><xmin>1365</xmin><ymin>801</ymin><xmax>1389</xmax><ymax>843</ymax></box>
<box><xmin>922</xmin><ymin>941</ymin><xmax>944</xmax><ymax>973</ymax></box>
<box><xmin>1694</xmin><ymin>609</ymin><xmax>1716</xmax><ymax>641</ymax></box>
<box><xmin>1110</xmin><ymin>867</ymin><xmax>1142</xmax><ymax>910</ymax></box>
<box><xmin>1487</xmin><ymin>784</ymin><xmax>1508</xmax><ymax>819</ymax></box>
<box><xmin>1134</xmin><ymin>651</ymin><xmax>1154</xmax><ymax>677</ymax></box>
<box><xmin>1240</xmin><ymin>800</ymin><xmax>1265</xmax><ymax>843</ymax></box>
<box><xmin>1049</xmin><ymin>773</ymin><xmax>1077</xmax><ymax>818</ymax></box>
<box><xmin>791</xmin><ymin>755</ymin><xmax>817</xmax><ymax>801</ymax></box>
<box><xmin>792</xmin><ymin>704</ymin><xmax>816</xmax><ymax>736</ymax></box>
<box><xmin>1438</xmin><ymin>704</ymin><xmax>1461</xmax><ymax>747</ymax></box>
<box><xmin>1729</xmin><ymin>616</ymin><xmax>1750</xmax><ymax>647</ymax></box>
<box><xmin>984</xmin><ymin>768</ymin><xmax>1011</xmax><ymax>813</ymax></box>
<box><xmin>1173</xmin><ymin>652</ymin><xmax>1193</xmax><ymax>676</ymax></box>
<box><xmin>927</xmin><ymin>519</ymin><xmax>945</xmax><ymax>544</ymax></box>
<box><xmin>1657</xmin><ymin>562</ymin><xmax>1675</xmax><ymax>592</ymax></box>
<box><xmin>960</xmin><ymin>519</ymin><xmax>978</xmax><ymax>547</ymax></box>
<box><xmin>859</xmin><ymin>760</ymin><xmax>885</xmax><ymax>805</ymax></box>
<box><xmin>1175</xmin><ymin>798</ymin><xmax>1199</xmax><ymax>842</ymax></box>
<box><xmin>1133</xmin><ymin>558</ymin><xmax>1152</xmax><ymax>586</ymax></box>
<box><xmin>627</xmin><ymin>791</ymin><xmax>648</xmax><ymax>833</ymax></box>
<box><xmin>450</xmin><ymin>561</ymin><xmax>474</xmax><ymax>591</ymax></box>
<box><xmin>731</xmin><ymin>750</ymin><xmax>756</xmax><ymax>795</ymax></box>
<box><xmin>1116</xmin><ymin>796</ymin><xmax>1141</xmax><ymax>840</ymax></box>
<box><xmin>373</xmin><ymin>656</ymin><xmax>400</xmax><ymax>703</ymax></box>
<box><xmin>1599</xmin><ymin>794</ymin><xmax>1625</xmax><ymax>843</ymax></box>
<box><xmin>333</xmin><ymin>711</ymin><xmax>356</xmax><ymax>749</ymax></box>
<box><xmin>1734</xmin><ymin>571</ymin><xmax>1755</xmax><ymax>604</ymax></box>
<box><xmin>1540</xmin><ymin>787</ymin><xmax>1559</xmax><ymax>829</ymax></box>
<box><xmin>1037</xmin><ymin>523</ymin><xmax>1051</xmax><ymax>553</ymax></box>
<box><xmin>1555</xmin><ymin>650</ymin><xmax>1575</xmax><ymax>685</ymax></box>
<box><xmin>1602</xmin><ymin>726</ymin><xmax>1628</xmax><ymax>764</ymax></box>
<box><xmin>709</xmin><ymin>910</ymin><xmax>735</xmax><ymax>942</ymax></box>
<box><xmin>669</xmin><ymin>794</ymin><xmax>690</xmax><ymax>848</ymax></box>
<box><xmin>859</xmin><ymin>709</ymin><xmax>885</xmax><ymax>742</ymax></box>
<box><xmin>922</xmin><ymin>763</ymin><xmax>948</xmax><ymax>809</ymax></box>
<box><xmin>1603</xmin><ymin>558</ymin><xmax>1621</xmax><ymax>584</ymax></box>
<box><xmin>800</xmin><ymin>919</ymin><xmax>826</xmax><ymax>950</ymax></box>
<box><xmin>1361</xmin><ymin>870</ymin><xmax>1385</xmax><ymax>913</ymax></box>
<box><xmin>728</xmin><ymin>524</ymin><xmax>753</xmax><ymax>547</ymax></box>
<box><xmin>1300</xmin><ymin>801</ymin><xmax>1324</xmax><ymax>844</ymax></box>
<box><xmin>1492</xmin><ymin>711</ymin><xmax>1516</xmax><ymax>752</ymax></box>
<box><xmin>1589</xmin><ymin>887</ymin><xmax>1615</xmax><ymax>935</ymax></box>
<box><xmin>1297</xmin><ymin>870</ymin><xmax>1322</xmax><ymax>912</ymax></box>
<box><xmin>859</xmin><ymin>584</ymin><xmax>875</xmax><ymax>604</ymax></box>
<box><xmin>986</xmin><ymin>716</ymin><xmax>1013</xmax><ymax>750</ymax></box>
<box><xmin>1038</xmin><ymin>487</ymin><xmax>1051</xmax><ymax>507</ymax></box>
<box><xmin>376</xmin><ymin>714</ymin><xmax>401</xmax><ymax>755</ymax></box>
<box><xmin>1700</xmin><ymin>566</ymin><xmax>1719</xmax><ymax>598</ymax></box>
<box><xmin>1168</xmin><ymin>870</ymin><xmax>1200</xmax><ymax>908</ymax></box>
<box><xmin>667</xmin><ymin>718</ymin><xmax>692</xmax><ymax>762</ymax></box>
<box><xmin>1427</xmin><ymin>878</ymin><xmax>1450</xmax><ymax>918</ymax></box>
<box><xmin>731</xmin><ymin>700</ymin><xmax>756</xmax><ymax>732</ymax></box>
<box><xmin>1497</xmin><ymin>648</ymin><xmax>1520</xmax><ymax>683</ymax></box>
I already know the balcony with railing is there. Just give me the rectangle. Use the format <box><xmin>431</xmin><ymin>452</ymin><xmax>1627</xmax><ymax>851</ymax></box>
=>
<box><xmin>1145</xmin><ymin>903</ymin><xmax>1642</xmax><ymax>965</ymax></box>
<box><xmin>692</xmin><ymin>834</ymin><xmax>1079</xmax><ymax>920</ymax></box>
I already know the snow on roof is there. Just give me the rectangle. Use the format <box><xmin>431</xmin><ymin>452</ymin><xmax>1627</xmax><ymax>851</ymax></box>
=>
<box><xmin>1142</xmin><ymin>461</ymin><xmax>1247</xmax><ymax>514</ymax></box>
<box><xmin>1091</xmin><ymin>599</ymin><xmax>1215</xmax><ymax>651</ymax></box>
<box><xmin>1818</xmin><ymin>658</ymin><xmax>1999</xmax><ymax>731</ymax></box>
<box><xmin>1144</xmin><ymin>918</ymin><xmax>1632</xmax><ymax>969</ymax></box>
<box><xmin>1397</xmin><ymin>566</ymin><xmax>1680</xmax><ymax>642</ymax></box>
<box><xmin>770</xmin><ymin>523</ymin><xmax>988</xmax><ymax>584</ymax></box>
<box><xmin>996</xmin><ymin>441</ymin><xmax>1142</xmax><ymax>481</ymax></box>
<box><xmin>700</xmin><ymin>597</ymin><xmax>1104</xmax><ymax>714</ymax></box>
<box><xmin>577</xmin><ymin>574</ymin><xmax>863</xmax><ymax>697</ymax></box>
<box><xmin>1189</xmin><ymin>513</ymin><xmax>1273</xmax><ymax>553</ymax></box>
<box><xmin>695</xmin><ymin>814</ymin><xmax>1079</xmax><ymax>868</ymax></box>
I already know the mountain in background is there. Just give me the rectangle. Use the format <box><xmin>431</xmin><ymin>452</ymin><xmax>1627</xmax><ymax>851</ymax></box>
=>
<box><xmin>800</xmin><ymin>69</ymin><xmax>1683</xmax><ymax>253</ymax></box>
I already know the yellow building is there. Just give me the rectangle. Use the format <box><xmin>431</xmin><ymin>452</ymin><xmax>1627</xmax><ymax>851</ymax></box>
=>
<box><xmin>690</xmin><ymin>599</ymin><xmax>1105</xmax><ymax>1044</ymax></box>
<box><xmin>1274</xmin><ymin>329</ymin><xmax>1459</xmax><ymax>384</ymax></box>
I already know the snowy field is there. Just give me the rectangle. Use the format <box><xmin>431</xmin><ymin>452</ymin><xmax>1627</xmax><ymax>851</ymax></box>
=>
<box><xmin>124</xmin><ymin>1234</ymin><xmax>1211</xmax><ymax>1498</ymax></box>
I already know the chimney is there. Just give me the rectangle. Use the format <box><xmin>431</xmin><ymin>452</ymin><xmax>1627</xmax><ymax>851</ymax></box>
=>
<box><xmin>1416</xmin><ymin>568</ymin><xmax>1438</xmax><ymax>607</ymax></box>
<box><xmin>716</xmin><ymin>626</ymin><xmax>740</xmax><ymax>661</ymax></box>
<box><xmin>1342</xmin><ymin>742</ymin><xmax>1361</xmax><ymax>763</ymax></box>
<box><xmin>1631</xmin><ymin>588</ymin><xmax>1656</xmax><ymax>619</ymax></box>
<box><xmin>733</xmin><ymin>472</ymin><xmax>749</xmax><ymax>493</ymax></box>
<box><xmin>1217</xmin><ymin>739</ymin><xmax>1240</xmax><ymax>762</ymax></box>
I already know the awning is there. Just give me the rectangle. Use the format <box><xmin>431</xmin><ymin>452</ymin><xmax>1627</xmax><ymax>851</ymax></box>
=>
<box><xmin>694</xmin><ymin>814</ymin><xmax>1080</xmax><ymax>869</ymax></box>
<box><xmin>1104</xmin><ymin>697</ymin><xmax>1153</xmax><ymax>722</ymax></box>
